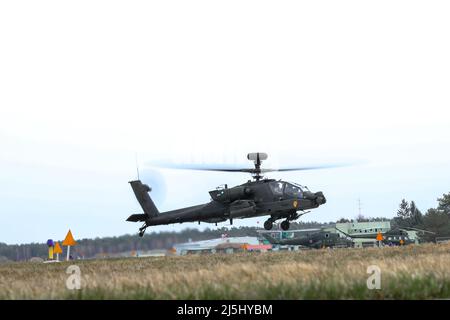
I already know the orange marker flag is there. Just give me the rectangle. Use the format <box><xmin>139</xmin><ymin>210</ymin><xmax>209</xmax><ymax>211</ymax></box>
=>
<box><xmin>62</xmin><ymin>230</ymin><xmax>77</xmax><ymax>261</ymax></box>
<box><xmin>54</xmin><ymin>242</ymin><xmax>62</xmax><ymax>261</ymax></box>
<box><xmin>376</xmin><ymin>232</ymin><xmax>384</xmax><ymax>241</ymax></box>
<box><xmin>54</xmin><ymin>242</ymin><xmax>63</xmax><ymax>254</ymax></box>
<box><xmin>62</xmin><ymin>230</ymin><xmax>77</xmax><ymax>246</ymax></box>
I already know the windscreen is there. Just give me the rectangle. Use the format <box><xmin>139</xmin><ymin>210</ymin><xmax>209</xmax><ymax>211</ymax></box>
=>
<box><xmin>269</xmin><ymin>181</ymin><xmax>285</xmax><ymax>196</ymax></box>
<box><xmin>284</xmin><ymin>183</ymin><xmax>303</xmax><ymax>198</ymax></box>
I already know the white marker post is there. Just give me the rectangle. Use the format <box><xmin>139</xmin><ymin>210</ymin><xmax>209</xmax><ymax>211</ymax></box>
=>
<box><xmin>66</xmin><ymin>245</ymin><xmax>71</xmax><ymax>261</ymax></box>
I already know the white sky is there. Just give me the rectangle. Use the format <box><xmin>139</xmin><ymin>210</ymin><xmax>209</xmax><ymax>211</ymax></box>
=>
<box><xmin>1</xmin><ymin>1</ymin><xmax>449</xmax><ymax>244</ymax></box>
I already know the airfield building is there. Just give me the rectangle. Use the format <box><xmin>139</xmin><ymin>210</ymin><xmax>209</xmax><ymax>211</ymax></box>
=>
<box><xmin>330</xmin><ymin>220</ymin><xmax>419</xmax><ymax>246</ymax></box>
<box><xmin>171</xmin><ymin>220</ymin><xmax>419</xmax><ymax>255</ymax></box>
<box><xmin>329</xmin><ymin>221</ymin><xmax>391</xmax><ymax>247</ymax></box>
<box><xmin>171</xmin><ymin>236</ymin><xmax>267</xmax><ymax>255</ymax></box>
<box><xmin>334</xmin><ymin>221</ymin><xmax>391</xmax><ymax>235</ymax></box>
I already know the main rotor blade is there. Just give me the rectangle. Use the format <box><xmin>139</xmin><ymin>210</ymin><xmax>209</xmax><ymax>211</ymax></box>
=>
<box><xmin>399</xmin><ymin>226</ymin><xmax>436</xmax><ymax>234</ymax></box>
<box><xmin>176</xmin><ymin>168</ymin><xmax>255</xmax><ymax>173</ymax></box>
<box><xmin>261</xmin><ymin>162</ymin><xmax>354</xmax><ymax>172</ymax></box>
<box><xmin>148</xmin><ymin>162</ymin><xmax>255</xmax><ymax>173</ymax></box>
<box><xmin>334</xmin><ymin>226</ymin><xmax>354</xmax><ymax>239</ymax></box>
<box><xmin>148</xmin><ymin>161</ymin><xmax>357</xmax><ymax>173</ymax></box>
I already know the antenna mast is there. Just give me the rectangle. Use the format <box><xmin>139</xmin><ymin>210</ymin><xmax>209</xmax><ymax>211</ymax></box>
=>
<box><xmin>135</xmin><ymin>153</ymin><xmax>140</xmax><ymax>180</ymax></box>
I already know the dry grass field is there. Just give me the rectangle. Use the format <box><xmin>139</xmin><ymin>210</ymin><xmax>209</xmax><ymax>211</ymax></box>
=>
<box><xmin>1</xmin><ymin>243</ymin><xmax>450</xmax><ymax>299</ymax></box>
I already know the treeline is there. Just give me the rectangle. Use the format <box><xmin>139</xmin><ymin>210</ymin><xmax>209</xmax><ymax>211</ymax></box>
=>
<box><xmin>337</xmin><ymin>192</ymin><xmax>450</xmax><ymax>241</ymax></box>
<box><xmin>1</xmin><ymin>192</ymin><xmax>449</xmax><ymax>262</ymax></box>
<box><xmin>0</xmin><ymin>226</ymin><xmax>259</xmax><ymax>262</ymax></box>
<box><xmin>0</xmin><ymin>242</ymin><xmax>48</xmax><ymax>263</ymax></box>
<box><xmin>391</xmin><ymin>193</ymin><xmax>450</xmax><ymax>242</ymax></box>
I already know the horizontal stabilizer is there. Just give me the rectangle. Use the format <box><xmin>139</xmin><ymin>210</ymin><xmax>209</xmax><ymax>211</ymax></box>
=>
<box><xmin>127</xmin><ymin>214</ymin><xmax>148</xmax><ymax>222</ymax></box>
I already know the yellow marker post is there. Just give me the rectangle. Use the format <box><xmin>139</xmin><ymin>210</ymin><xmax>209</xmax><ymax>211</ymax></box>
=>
<box><xmin>399</xmin><ymin>239</ymin><xmax>405</xmax><ymax>246</ymax></box>
<box><xmin>62</xmin><ymin>230</ymin><xmax>77</xmax><ymax>261</ymax></box>
<box><xmin>54</xmin><ymin>242</ymin><xmax>63</xmax><ymax>261</ymax></box>
<box><xmin>47</xmin><ymin>239</ymin><xmax>54</xmax><ymax>260</ymax></box>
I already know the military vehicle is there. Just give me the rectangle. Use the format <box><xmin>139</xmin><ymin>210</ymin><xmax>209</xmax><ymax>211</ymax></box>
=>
<box><xmin>260</xmin><ymin>229</ymin><xmax>354</xmax><ymax>249</ymax></box>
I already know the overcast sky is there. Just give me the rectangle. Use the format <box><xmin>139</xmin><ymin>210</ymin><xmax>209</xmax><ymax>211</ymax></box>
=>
<box><xmin>1</xmin><ymin>1</ymin><xmax>449</xmax><ymax>244</ymax></box>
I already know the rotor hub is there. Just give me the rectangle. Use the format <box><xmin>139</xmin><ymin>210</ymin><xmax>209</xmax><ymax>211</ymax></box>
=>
<box><xmin>247</xmin><ymin>152</ymin><xmax>267</xmax><ymax>181</ymax></box>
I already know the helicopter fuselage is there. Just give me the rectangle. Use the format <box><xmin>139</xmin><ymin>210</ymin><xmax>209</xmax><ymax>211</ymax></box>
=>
<box><xmin>262</xmin><ymin>231</ymin><xmax>353</xmax><ymax>249</ymax></box>
<box><xmin>127</xmin><ymin>179</ymin><xmax>326</xmax><ymax>234</ymax></box>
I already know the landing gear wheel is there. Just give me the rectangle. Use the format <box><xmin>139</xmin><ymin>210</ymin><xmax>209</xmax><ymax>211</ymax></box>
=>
<box><xmin>138</xmin><ymin>224</ymin><xmax>147</xmax><ymax>238</ymax></box>
<box><xmin>281</xmin><ymin>220</ymin><xmax>290</xmax><ymax>231</ymax></box>
<box><xmin>264</xmin><ymin>220</ymin><xmax>273</xmax><ymax>230</ymax></box>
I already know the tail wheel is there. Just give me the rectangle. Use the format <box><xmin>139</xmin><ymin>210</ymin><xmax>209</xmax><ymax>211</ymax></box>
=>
<box><xmin>264</xmin><ymin>220</ymin><xmax>273</xmax><ymax>230</ymax></box>
<box><xmin>138</xmin><ymin>224</ymin><xmax>147</xmax><ymax>237</ymax></box>
<box><xmin>281</xmin><ymin>220</ymin><xmax>290</xmax><ymax>231</ymax></box>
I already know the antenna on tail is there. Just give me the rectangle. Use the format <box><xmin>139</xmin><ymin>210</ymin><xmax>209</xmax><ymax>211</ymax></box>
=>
<box><xmin>135</xmin><ymin>152</ymin><xmax>140</xmax><ymax>180</ymax></box>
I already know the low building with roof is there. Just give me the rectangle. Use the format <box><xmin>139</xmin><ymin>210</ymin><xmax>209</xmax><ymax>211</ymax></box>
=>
<box><xmin>331</xmin><ymin>220</ymin><xmax>391</xmax><ymax>247</ymax></box>
<box><xmin>172</xmin><ymin>236</ymin><xmax>264</xmax><ymax>255</ymax></box>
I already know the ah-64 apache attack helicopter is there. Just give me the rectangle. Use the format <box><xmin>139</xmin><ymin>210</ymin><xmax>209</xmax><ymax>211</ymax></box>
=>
<box><xmin>128</xmin><ymin>153</ymin><xmax>343</xmax><ymax>237</ymax></box>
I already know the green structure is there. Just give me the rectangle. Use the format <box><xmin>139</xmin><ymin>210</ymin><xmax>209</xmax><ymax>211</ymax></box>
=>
<box><xmin>328</xmin><ymin>221</ymin><xmax>391</xmax><ymax>247</ymax></box>
<box><xmin>328</xmin><ymin>221</ymin><xmax>419</xmax><ymax>246</ymax></box>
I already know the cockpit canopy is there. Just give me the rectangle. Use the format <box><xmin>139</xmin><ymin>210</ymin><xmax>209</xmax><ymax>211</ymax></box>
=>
<box><xmin>269</xmin><ymin>181</ymin><xmax>303</xmax><ymax>198</ymax></box>
<box><xmin>285</xmin><ymin>183</ymin><xmax>303</xmax><ymax>197</ymax></box>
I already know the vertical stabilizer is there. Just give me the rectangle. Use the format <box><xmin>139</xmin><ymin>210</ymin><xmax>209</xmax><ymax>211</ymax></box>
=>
<box><xmin>129</xmin><ymin>180</ymin><xmax>159</xmax><ymax>218</ymax></box>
